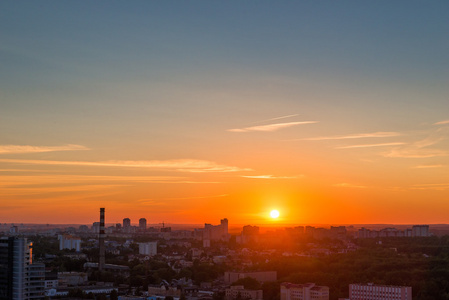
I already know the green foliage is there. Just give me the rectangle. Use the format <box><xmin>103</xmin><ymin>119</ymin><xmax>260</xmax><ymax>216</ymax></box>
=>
<box><xmin>232</xmin><ymin>277</ymin><xmax>261</xmax><ymax>290</ymax></box>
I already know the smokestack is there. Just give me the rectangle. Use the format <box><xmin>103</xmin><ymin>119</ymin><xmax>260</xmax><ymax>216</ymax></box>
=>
<box><xmin>99</xmin><ymin>208</ymin><xmax>105</xmax><ymax>271</ymax></box>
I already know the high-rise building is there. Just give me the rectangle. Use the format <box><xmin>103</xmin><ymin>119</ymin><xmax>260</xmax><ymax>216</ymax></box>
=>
<box><xmin>123</xmin><ymin>218</ymin><xmax>131</xmax><ymax>228</ymax></box>
<box><xmin>349</xmin><ymin>283</ymin><xmax>411</xmax><ymax>300</ymax></box>
<box><xmin>139</xmin><ymin>218</ymin><xmax>147</xmax><ymax>231</ymax></box>
<box><xmin>281</xmin><ymin>282</ymin><xmax>329</xmax><ymax>300</ymax></box>
<box><xmin>0</xmin><ymin>237</ymin><xmax>45</xmax><ymax>300</ymax></box>
<box><xmin>202</xmin><ymin>218</ymin><xmax>230</xmax><ymax>242</ymax></box>
<box><xmin>412</xmin><ymin>225</ymin><xmax>429</xmax><ymax>237</ymax></box>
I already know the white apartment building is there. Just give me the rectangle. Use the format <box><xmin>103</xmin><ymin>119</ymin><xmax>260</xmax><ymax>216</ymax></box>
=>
<box><xmin>138</xmin><ymin>242</ymin><xmax>157</xmax><ymax>256</ymax></box>
<box><xmin>58</xmin><ymin>234</ymin><xmax>81</xmax><ymax>252</ymax></box>
<box><xmin>281</xmin><ymin>282</ymin><xmax>329</xmax><ymax>300</ymax></box>
<box><xmin>225</xmin><ymin>285</ymin><xmax>263</xmax><ymax>300</ymax></box>
<box><xmin>349</xmin><ymin>283</ymin><xmax>411</xmax><ymax>300</ymax></box>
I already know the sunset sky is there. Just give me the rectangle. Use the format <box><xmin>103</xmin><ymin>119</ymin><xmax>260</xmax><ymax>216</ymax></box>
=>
<box><xmin>1</xmin><ymin>1</ymin><xmax>448</xmax><ymax>226</ymax></box>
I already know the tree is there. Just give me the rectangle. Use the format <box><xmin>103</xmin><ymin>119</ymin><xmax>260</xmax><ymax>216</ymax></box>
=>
<box><xmin>110</xmin><ymin>289</ymin><xmax>118</xmax><ymax>300</ymax></box>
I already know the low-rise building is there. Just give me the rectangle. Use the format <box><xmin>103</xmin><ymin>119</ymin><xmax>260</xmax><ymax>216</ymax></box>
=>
<box><xmin>349</xmin><ymin>283</ymin><xmax>411</xmax><ymax>300</ymax></box>
<box><xmin>226</xmin><ymin>286</ymin><xmax>263</xmax><ymax>300</ymax></box>
<box><xmin>281</xmin><ymin>282</ymin><xmax>329</xmax><ymax>300</ymax></box>
<box><xmin>138</xmin><ymin>242</ymin><xmax>157</xmax><ymax>256</ymax></box>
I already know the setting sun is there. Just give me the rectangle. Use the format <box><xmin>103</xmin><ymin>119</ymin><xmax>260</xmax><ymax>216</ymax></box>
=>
<box><xmin>270</xmin><ymin>210</ymin><xmax>280</xmax><ymax>219</ymax></box>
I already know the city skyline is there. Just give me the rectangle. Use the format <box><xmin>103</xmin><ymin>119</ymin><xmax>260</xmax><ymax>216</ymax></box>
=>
<box><xmin>1</xmin><ymin>1</ymin><xmax>448</xmax><ymax>225</ymax></box>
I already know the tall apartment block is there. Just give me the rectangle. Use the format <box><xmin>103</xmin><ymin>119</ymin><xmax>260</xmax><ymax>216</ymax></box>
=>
<box><xmin>139</xmin><ymin>218</ymin><xmax>147</xmax><ymax>231</ymax></box>
<box><xmin>0</xmin><ymin>237</ymin><xmax>45</xmax><ymax>300</ymax></box>
<box><xmin>349</xmin><ymin>283</ymin><xmax>411</xmax><ymax>300</ymax></box>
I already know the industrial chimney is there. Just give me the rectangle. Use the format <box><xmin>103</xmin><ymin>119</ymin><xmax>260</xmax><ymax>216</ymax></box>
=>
<box><xmin>99</xmin><ymin>208</ymin><xmax>105</xmax><ymax>271</ymax></box>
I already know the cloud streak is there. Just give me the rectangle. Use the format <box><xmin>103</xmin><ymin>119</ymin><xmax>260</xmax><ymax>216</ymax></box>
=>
<box><xmin>0</xmin><ymin>159</ymin><xmax>251</xmax><ymax>173</ymax></box>
<box><xmin>251</xmin><ymin>114</ymin><xmax>300</xmax><ymax>124</ymax></box>
<box><xmin>228</xmin><ymin>121</ymin><xmax>317</xmax><ymax>133</ymax></box>
<box><xmin>411</xmin><ymin>183</ymin><xmax>449</xmax><ymax>190</ymax></box>
<box><xmin>304</xmin><ymin>132</ymin><xmax>400</xmax><ymax>141</ymax></box>
<box><xmin>0</xmin><ymin>144</ymin><xmax>89</xmax><ymax>154</ymax></box>
<box><xmin>241</xmin><ymin>175</ymin><xmax>303</xmax><ymax>179</ymax></box>
<box><xmin>384</xmin><ymin>148</ymin><xmax>448</xmax><ymax>158</ymax></box>
<box><xmin>434</xmin><ymin>120</ymin><xmax>449</xmax><ymax>125</ymax></box>
<box><xmin>412</xmin><ymin>165</ymin><xmax>443</xmax><ymax>169</ymax></box>
<box><xmin>333</xmin><ymin>183</ymin><xmax>367</xmax><ymax>188</ymax></box>
<box><xmin>336</xmin><ymin>142</ymin><xmax>405</xmax><ymax>149</ymax></box>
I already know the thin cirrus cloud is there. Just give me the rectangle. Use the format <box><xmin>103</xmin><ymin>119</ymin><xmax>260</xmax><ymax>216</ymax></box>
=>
<box><xmin>411</xmin><ymin>183</ymin><xmax>449</xmax><ymax>190</ymax></box>
<box><xmin>228</xmin><ymin>121</ymin><xmax>318</xmax><ymax>133</ymax></box>
<box><xmin>383</xmin><ymin>130</ymin><xmax>448</xmax><ymax>158</ymax></box>
<box><xmin>412</xmin><ymin>165</ymin><xmax>443</xmax><ymax>169</ymax></box>
<box><xmin>0</xmin><ymin>144</ymin><xmax>89</xmax><ymax>154</ymax></box>
<box><xmin>333</xmin><ymin>183</ymin><xmax>367</xmax><ymax>188</ymax></box>
<box><xmin>250</xmin><ymin>114</ymin><xmax>300</xmax><ymax>124</ymax></box>
<box><xmin>336</xmin><ymin>142</ymin><xmax>405</xmax><ymax>149</ymax></box>
<box><xmin>434</xmin><ymin>120</ymin><xmax>449</xmax><ymax>125</ymax></box>
<box><xmin>0</xmin><ymin>158</ymin><xmax>251</xmax><ymax>173</ymax></box>
<box><xmin>303</xmin><ymin>132</ymin><xmax>401</xmax><ymax>141</ymax></box>
<box><xmin>384</xmin><ymin>148</ymin><xmax>448</xmax><ymax>158</ymax></box>
<box><xmin>241</xmin><ymin>175</ymin><xmax>303</xmax><ymax>179</ymax></box>
<box><xmin>0</xmin><ymin>175</ymin><xmax>188</xmax><ymax>187</ymax></box>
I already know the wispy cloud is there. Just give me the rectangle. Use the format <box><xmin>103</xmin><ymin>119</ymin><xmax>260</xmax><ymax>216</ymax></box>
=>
<box><xmin>384</xmin><ymin>148</ymin><xmax>448</xmax><ymax>158</ymax></box>
<box><xmin>304</xmin><ymin>132</ymin><xmax>400</xmax><ymax>141</ymax></box>
<box><xmin>228</xmin><ymin>121</ymin><xmax>317</xmax><ymax>133</ymax></box>
<box><xmin>412</xmin><ymin>165</ymin><xmax>443</xmax><ymax>169</ymax></box>
<box><xmin>0</xmin><ymin>144</ymin><xmax>89</xmax><ymax>154</ymax></box>
<box><xmin>0</xmin><ymin>159</ymin><xmax>251</xmax><ymax>173</ymax></box>
<box><xmin>0</xmin><ymin>185</ymin><xmax>129</xmax><ymax>196</ymax></box>
<box><xmin>251</xmin><ymin>114</ymin><xmax>300</xmax><ymax>124</ymax></box>
<box><xmin>382</xmin><ymin>127</ymin><xmax>449</xmax><ymax>158</ymax></box>
<box><xmin>434</xmin><ymin>120</ymin><xmax>449</xmax><ymax>125</ymax></box>
<box><xmin>241</xmin><ymin>175</ymin><xmax>303</xmax><ymax>179</ymax></box>
<box><xmin>333</xmin><ymin>183</ymin><xmax>367</xmax><ymax>188</ymax></box>
<box><xmin>0</xmin><ymin>175</ymin><xmax>188</xmax><ymax>187</ymax></box>
<box><xmin>138</xmin><ymin>194</ymin><xmax>228</xmax><ymax>202</ymax></box>
<box><xmin>336</xmin><ymin>142</ymin><xmax>405</xmax><ymax>149</ymax></box>
<box><xmin>411</xmin><ymin>183</ymin><xmax>449</xmax><ymax>190</ymax></box>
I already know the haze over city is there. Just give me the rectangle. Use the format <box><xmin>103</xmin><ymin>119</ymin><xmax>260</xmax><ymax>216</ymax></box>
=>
<box><xmin>1</xmin><ymin>1</ymin><xmax>448</xmax><ymax>225</ymax></box>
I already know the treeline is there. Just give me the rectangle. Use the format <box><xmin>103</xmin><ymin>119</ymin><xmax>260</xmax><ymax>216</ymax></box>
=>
<box><xmin>257</xmin><ymin>237</ymin><xmax>449</xmax><ymax>300</ymax></box>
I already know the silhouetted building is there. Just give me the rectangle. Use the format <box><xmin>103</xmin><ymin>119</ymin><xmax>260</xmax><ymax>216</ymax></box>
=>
<box><xmin>203</xmin><ymin>218</ymin><xmax>229</xmax><ymax>241</ymax></box>
<box><xmin>123</xmin><ymin>218</ymin><xmax>131</xmax><ymax>229</ymax></box>
<box><xmin>139</xmin><ymin>218</ymin><xmax>147</xmax><ymax>231</ymax></box>
<box><xmin>236</xmin><ymin>225</ymin><xmax>260</xmax><ymax>244</ymax></box>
